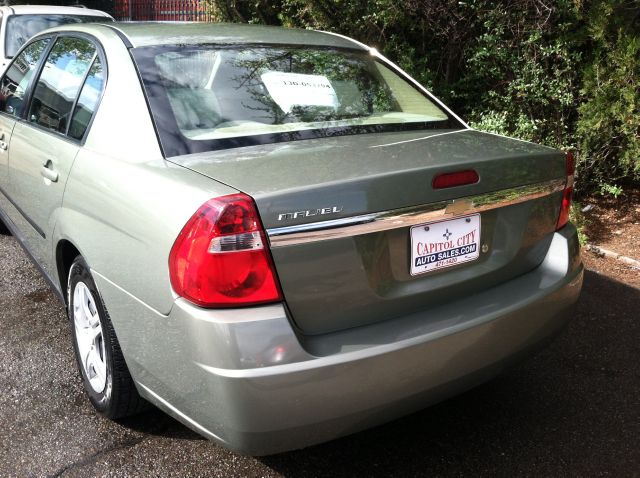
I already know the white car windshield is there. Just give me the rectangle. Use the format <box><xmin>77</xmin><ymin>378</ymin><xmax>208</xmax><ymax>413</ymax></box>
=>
<box><xmin>5</xmin><ymin>14</ymin><xmax>110</xmax><ymax>58</ymax></box>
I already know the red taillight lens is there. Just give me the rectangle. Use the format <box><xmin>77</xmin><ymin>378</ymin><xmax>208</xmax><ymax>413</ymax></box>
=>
<box><xmin>556</xmin><ymin>151</ymin><xmax>575</xmax><ymax>230</ymax></box>
<box><xmin>432</xmin><ymin>170</ymin><xmax>480</xmax><ymax>189</ymax></box>
<box><xmin>556</xmin><ymin>185</ymin><xmax>573</xmax><ymax>230</ymax></box>
<box><xmin>169</xmin><ymin>193</ymin><xmax>282</xmax><ymax>307</ymax></box>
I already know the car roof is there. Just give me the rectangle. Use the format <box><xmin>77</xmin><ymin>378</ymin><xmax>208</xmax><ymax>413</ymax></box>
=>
<box><xmin>95</xmin><ymin>22</ymin><xmax>368</xmax><ymax>50</ymax></box>
<box><xmin>0</xmin><ymin>5</ymin><xmax>112</xmax><ymax>18</ymax></box>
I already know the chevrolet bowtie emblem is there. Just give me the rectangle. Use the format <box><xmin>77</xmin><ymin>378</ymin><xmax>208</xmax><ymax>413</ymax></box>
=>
<box><xmin>445</xmin><ymin>199</ymin><xmax>473</xmax><ymax>215</ymax></box>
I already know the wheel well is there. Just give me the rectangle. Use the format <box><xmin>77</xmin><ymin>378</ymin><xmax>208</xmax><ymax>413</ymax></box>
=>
<box><xmin>56</xmin><ymin>240</ymin><xmax>81</xmax><ymax>305</ymax></box>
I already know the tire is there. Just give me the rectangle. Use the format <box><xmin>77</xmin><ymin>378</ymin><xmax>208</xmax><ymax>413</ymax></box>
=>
<box><xmin>67</xmin><ymin>255</ymin><xmax>148</xmax><ymax>419</ymax></box>
<box><xmin>0</xmin><ymin>218</ymin><xmax>10</xmax><ymax>235</ymax></box>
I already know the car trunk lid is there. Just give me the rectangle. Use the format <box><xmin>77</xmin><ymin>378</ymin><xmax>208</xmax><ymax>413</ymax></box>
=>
<box><xmin>168</xmin><ymin>129</ymin><xmax>566</xmax><ymax>335</ymax></box>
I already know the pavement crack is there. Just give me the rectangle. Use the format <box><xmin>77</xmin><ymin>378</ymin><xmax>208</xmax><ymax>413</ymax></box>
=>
<box><xmin>48</xmin><ymin>435</ymin><xmax>149</xmax><ymax>478</ymax></box>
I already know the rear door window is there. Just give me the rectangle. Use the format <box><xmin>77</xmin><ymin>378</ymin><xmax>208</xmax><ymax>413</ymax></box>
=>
<box><xmin>0</xmin><ymin>38</ymin><xmax>50</xmax><ymax>117</ymax></box>
<box><xmin>28</xmin><ymin>37</ymin><xmax>96</xmax><ymax>134</ymax></box>
<box><xmin>68</xmin><ymin>56</ymin><xmax>104</xmax><ymax>140</ymax></box>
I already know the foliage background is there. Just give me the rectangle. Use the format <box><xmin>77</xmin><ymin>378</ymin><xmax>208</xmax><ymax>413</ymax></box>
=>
<box><xmin>10</xmin><ymin>0</ymin><xmax>638</xmax><ymax>194</ymax></box>
<box><xmin>203</xmin><ymin>0</ymin><xmax>639</xmax><ymax>195</ymax></box>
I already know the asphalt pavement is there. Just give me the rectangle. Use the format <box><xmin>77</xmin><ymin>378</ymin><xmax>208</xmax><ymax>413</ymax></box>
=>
<box><xmin>1</xmin><ymin>231</ymin><xmax>638</xmax><ymax>477</ymax></box>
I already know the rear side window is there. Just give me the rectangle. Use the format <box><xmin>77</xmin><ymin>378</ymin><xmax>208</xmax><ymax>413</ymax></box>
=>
<box><xmin>68</xmin><ymin>56</ymin><xmax>104</xmax><ymax>140</ymax></box>
<box><xmin>28</xmin><ymin>37</ymin><xmax>96</xmax><ymax>134</ymax></box>
<box><xmin>0</xmin><ymin>38</ymin><xmax>50</xmax><ymax>117</ymax></box>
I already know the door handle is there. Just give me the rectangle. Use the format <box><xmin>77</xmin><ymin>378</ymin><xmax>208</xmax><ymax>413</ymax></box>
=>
<box><xmin>41</xmin><ymin>160</ymin><xmax>59</xmax><ymax>183</ymax></box>
<box><xmin>0</xmin><ymin>141</ymin><xmax>7</xmax><ymax>151</ymax></box>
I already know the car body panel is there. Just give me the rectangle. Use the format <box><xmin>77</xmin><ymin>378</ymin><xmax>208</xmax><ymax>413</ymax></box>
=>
<box><xmin>169</xmin><ymin>130</ymin><xmax>566</xmax><ymax>333</ymax></box>
<box><xmin>59</xmin><ymin>153</ymin><xmax>237</xmax><ymax>314</ymax></box>
<box><xmin>107</xmin><ymin>22</ymin><xmax>368</xmax><ymax>50</ymax></box>
<box><xmin>0</xmin><ymin>113</ymin><xmax>15</xmax><ymax>190</ymax></box>
<box><xmin>8</xmin><ymin>123</ymin><xmax>79</xmax><ymax>275</ymax></box>
<box><xmin>0</xmin><ymin>24</ymin><xmax>239</xmax><ymax>313</ymax></box>
<box><xmin>52</xmin><ymin>28</ymin><xmax>233</xmax><ymax>310</ymax></box>
<box><xmin>168</xmin><ymin>129</ymin><xmax>564</xmax><ymax>230</ymax></box>
<box><xmin>92</xmin><ymin>224</ymin><xmax>582</xmax><ymax>455</ymax></box>
<box><xmin>0</xmin><ymin>22</ymin><xmax>583</xmax><ymax>454</ymax></box>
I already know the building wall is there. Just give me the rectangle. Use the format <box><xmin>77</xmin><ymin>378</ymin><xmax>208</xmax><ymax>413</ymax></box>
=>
<box><xmin>114</xmin><ymin>0</ymin><xmax>213</xmax><ymax>21</ymax></box>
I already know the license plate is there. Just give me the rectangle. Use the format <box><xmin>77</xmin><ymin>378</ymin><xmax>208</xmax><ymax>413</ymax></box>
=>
<box><xmin>410</xmin><ymin>214</ymin><xmax>481</xmax><ymax>275</ymax></box>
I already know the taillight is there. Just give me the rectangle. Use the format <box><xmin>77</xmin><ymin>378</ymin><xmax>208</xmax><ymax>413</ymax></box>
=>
<box><xmin>556</xmin><ymin>151</ymin><xmax>575</xmax><ymax>230</ymax></box>
<box><xmin>432</xmin><ymin>170</ymin><xmax>480</xmax><ymax>189</ymax></box>
<box><xmin>169</xmin><ymin>193</ymin><xmax>282</xmax><ymax>308</ymax></box>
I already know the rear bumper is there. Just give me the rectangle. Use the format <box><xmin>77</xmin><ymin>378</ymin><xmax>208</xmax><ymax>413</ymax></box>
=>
<box><xmin>98</xmin><ymin>225</ymin><xmax>583</xmax><ymax>455</ymax></box>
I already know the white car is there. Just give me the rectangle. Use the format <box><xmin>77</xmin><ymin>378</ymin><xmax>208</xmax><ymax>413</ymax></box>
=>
<box><xmin>0</xmin><ymin>4</ymin><xmax>112</xmax><ymax>75</ymax></box>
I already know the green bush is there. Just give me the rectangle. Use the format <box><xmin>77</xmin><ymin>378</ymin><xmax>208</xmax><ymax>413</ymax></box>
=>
<box><xmin>204</xmin><ymin>0</ymin><xmax>639</xmax><ymax>195</ymax></box>
<box><xmin>575</xmin><ymin>0</ymin><xmax>640</xmax><ymax>192</ymax></box>
<box><xmin>461</xmin><ymin>2</ymin><xmax>581</xmax><ymax>150</ymax></box>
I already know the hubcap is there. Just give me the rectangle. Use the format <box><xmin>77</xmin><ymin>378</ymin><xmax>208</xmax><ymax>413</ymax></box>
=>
<box><xmin>73</xmin><ymin>282</ymin><xmax>107</xmax><ymax>393</ymax></box>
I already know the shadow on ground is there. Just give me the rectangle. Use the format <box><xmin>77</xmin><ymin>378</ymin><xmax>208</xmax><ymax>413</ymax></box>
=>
<box><xmin>109</xmin><ymin>270</ymin><xmax>639</xmax><ymax>477</ymax></box>
<box><xmin>257</xmin><ymin>270</ymin><xmax>639</xmax><ymax>476</ymax></box>
<box><xmin>580</xmin><ymin>187</ymin><xmax>639</xmax><ymax>246</ymax></box>
<box><xmin>1</xmin><ymin>226</ymin><xmax>638</xmax><ymax>477</ymax></box>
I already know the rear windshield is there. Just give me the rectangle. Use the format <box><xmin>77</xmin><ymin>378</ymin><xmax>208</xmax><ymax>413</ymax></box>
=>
<box><xmin>133</xmin><ymin>45</ymin><xmax>461</xmax><ymax>157</ymax></box>
<box><xmin>5</xmin><ymin>14</ymin><xmax>111</xmax><ymax>58</ymax></box>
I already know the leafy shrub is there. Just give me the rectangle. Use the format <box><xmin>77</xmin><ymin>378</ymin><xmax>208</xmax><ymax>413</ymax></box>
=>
<box><xmin>204</xmin><ymin>0</ymin><xmax>639</xmax><ymax>194</ymax></box>
<box><xmin>575</xmin><ymin>0</ymin><xmax>639</xmax><ymax>192</ymax></box>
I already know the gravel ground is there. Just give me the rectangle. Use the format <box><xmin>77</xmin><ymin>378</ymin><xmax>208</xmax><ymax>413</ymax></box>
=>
<box><xmin>1</xmin><ymin>231</ymin><xmax>639</xmax><ymax>477</ymax></box>
<box><xmin>581</xmin><ymin>186</ymin><xmax>640</xmax><ymax>288</ymax></box>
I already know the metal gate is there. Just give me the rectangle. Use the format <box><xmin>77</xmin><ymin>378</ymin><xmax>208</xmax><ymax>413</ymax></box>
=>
<box><xmin>115</xmin><ymin>0</ymin><xmax>214</xmax><ymax>22</ymax></box>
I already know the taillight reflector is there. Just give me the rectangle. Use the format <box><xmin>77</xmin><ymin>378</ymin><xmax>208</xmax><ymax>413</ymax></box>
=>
<box><xmin>556</xmin><ymin>186</ymin><xmax>573</xmax><ymax>230</ymax></box>
<box><xmin>169</xmin><ymin>194</ymin><xmax>282</xmax><ymax>308</ymax></box>
<box><xmin>432</xmin><ymin>170</ymin><xmax>480</xmax><ymax>189</ymax></box>
<box><xmin>556</xmin><ymin>151</ymin><xmax>575</xmax><ymax>230</ymax></box>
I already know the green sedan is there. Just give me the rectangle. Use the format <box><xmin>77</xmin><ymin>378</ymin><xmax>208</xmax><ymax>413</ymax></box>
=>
<box><xmin>0</xmin><ymin>22</ymin><xmax>583</xmax><ymax>455</ymax></box>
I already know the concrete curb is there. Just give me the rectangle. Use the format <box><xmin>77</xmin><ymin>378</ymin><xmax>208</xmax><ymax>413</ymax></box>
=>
<box><xmin>586</xmin><ymin>244</ymin><xmax>640</xmax><ymax>270</ymax></box>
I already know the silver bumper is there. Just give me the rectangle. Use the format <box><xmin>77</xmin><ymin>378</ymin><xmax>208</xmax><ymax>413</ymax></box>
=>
<box><xmin>95</xmin><ymin>225</ymin><xmax>583</xmax><ymax>455</ymax></box>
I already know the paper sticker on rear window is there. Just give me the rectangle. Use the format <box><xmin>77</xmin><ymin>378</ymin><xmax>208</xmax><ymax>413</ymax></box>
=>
<box><xmin>261</xmin><ymin>71</ymin><xmax>338</xmax><ymax>113</ymax></box>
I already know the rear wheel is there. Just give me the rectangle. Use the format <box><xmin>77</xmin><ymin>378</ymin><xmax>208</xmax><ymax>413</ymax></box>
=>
<box><xmin>0</xmin><ymin>218</ymin><xmax>10</xmax><ymax>235</ymax></box>
<box><xmin>67</xmin><ymin>256</ymin><xmax>148</xmax><ymax>418</ymax></box>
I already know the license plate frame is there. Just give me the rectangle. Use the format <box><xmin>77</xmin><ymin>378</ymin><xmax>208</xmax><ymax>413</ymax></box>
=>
<box><xmin>410</xmin><ymin>214</ymin><xmax>481</xmax><ymax>276</ymax></box>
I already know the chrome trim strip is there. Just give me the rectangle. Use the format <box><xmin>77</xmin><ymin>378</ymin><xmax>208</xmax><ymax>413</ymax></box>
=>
<box><xmin>266</xmin><ymin>178</ymin><xmax>565</xmax><ymax>248</ymax></box>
